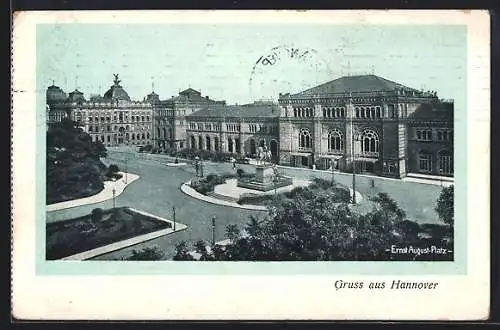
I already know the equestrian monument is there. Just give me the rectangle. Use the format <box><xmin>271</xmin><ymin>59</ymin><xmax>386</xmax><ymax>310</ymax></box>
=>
<box><xmin>236</xmin><ymin>146</ymin><xmax>293</xmax><ymax>192</ymax></box>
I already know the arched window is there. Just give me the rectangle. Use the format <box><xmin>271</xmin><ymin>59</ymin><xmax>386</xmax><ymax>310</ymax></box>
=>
<box><xmin>361</xmin><ymin>129</ymin><xmax>379</xmax><ymax>154</ymax></box>
<box><xmin>190</xmin><ymin>136</ymin><xmax>196</xmax><ymax>149</ymax></box>
<box><xmin>198</xmin><ymin>136</ymin><xmax>203</xmax><ymax>150</ymax></box>
<box><xmin>228</xmin><ymin>138</ymin><xmax>234</xmax><ymax>153</ymax></box>
<box><xmin>355</xmin><ymin>107</ymin><xmax>360</xmax><ymax>118</ymax></box>
<box><xmin>438</xmin><ymin>150</ymin><xmax>453</xmax><ymax>175</ymax></box>
<box><xmin>147</xmin><ymin>132</ymin><xmax>150</xmax><ymax>139</ymax></box>
<box><xmin>206</xmin><ymin>136</ymin><xmax>211</xmax><ymax>151</ymax></box>
<box><xmin>250</xmin><ymin>139</ymin><xmax>256</xmax><ymax>155</ymax></box>
<box><xmin>294</xmin><ymin>109</ymin><xmax>297</xmax><ymax>117</ymax></box>
<box><xmin>419</xmin><ymin>150</ymin><xmax>433</xmax><ymax>173</ymax></box>
<box><xmin>132</xmin><ymin>133</ymin><xmax>135</xmax><ymax>140</ymax></box>
<box><xmin>142</xmin><ymin>133</ymin><xmax>145</xmax><ymax>140</ymax></box>
<box><xmin>299</xmin><ymin>128</ymin><xmax>312</xmax><ymax>149</ymax></box>
<box><xmin>214</xmin><ymin>136</ymin><xmax>219</xmax><ymax>151</ymax></box>
<box><xmin>376</xmin><ymin>107</ymin><xmax>381</xmax><ymax>118</ymax></box>
<box><xmin>328</xmin><ymin>130</ymin><xmax>343</xmax><ymax>152</ymax></box>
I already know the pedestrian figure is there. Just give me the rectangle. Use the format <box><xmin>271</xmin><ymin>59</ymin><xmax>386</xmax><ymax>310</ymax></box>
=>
<box><xmin>231</xmin><ymin>157</ymin><xmax>236</xmax><ymax>170</ymax></box>
<box><xmin>370</xmin><ymin>178</ymin><xmax>375</xmax><ymax>188</ymax></box>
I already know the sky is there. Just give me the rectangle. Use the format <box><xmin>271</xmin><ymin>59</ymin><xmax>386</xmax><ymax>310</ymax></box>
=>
<box><xmin>37</xmin><ymin>24</ymin><xmax>466</xmax><ymax>105</ymax></box>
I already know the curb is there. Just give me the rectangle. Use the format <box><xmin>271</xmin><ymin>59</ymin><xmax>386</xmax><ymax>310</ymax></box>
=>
<box><xmin>46</xmin><ymin>172</ymin><xmax>141</xmax><ymax>212</ymax></box>
<box><xmin>180</xmin><ymin>181</ymin><xmax>267</xmax><ymax>211</ymax></box>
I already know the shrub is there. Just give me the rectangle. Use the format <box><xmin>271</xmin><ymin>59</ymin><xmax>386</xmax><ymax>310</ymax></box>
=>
<box><xmin>126</xmin><ymin>246</ymin><xmax>164</xmax><ymax>260</ymax></box>
<box><xmin>191</xmin><ymin>173</ymin><xmax>230</xmax><ymax>195</ymax></box>
<box><xmin>236</xmin><ymin>168</ymin><xmax>245</xmax><ymax>178</ymax></box>
<box><xmin>237</xmin><ymin>194</ymin><xmax>274</xmax><ymax>205</ymax></box>
<box><xmin>90</xmin><ymin>208</ymin><xmax>104</xmax><ymax>223</ymax></box>
<box><xmin>108</xmin><ymin>164</ymin><xmax>120</xmax><ymax>173</ymax></box>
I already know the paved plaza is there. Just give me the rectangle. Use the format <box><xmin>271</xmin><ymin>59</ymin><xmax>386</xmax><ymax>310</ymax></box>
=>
<box><xmin>46</xmin><ymin>148</ymin><xmax>449</xmax><ymax>260</ymax></box>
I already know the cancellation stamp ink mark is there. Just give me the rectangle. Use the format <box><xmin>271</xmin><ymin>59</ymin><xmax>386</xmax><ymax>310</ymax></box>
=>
<box><xmin>249</xmin><ymin>45</ymin><xmax>333</xmax><ymax>100</ymax></box>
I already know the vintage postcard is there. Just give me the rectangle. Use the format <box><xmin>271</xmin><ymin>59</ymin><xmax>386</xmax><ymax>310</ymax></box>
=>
<box><xmin>11</xmin><ymin>10</ymin><xmax>490</xmax><ymax>320</ymax></box>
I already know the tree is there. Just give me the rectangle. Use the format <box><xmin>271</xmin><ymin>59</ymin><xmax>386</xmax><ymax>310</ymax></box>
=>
<box><xmin>435</xmin><ymin>185</ymin><xmax>454</xmax><ymax>228</ymax></box>
<box><xmin>225</xmin><ymin>224</ymin><xmax>240</xmax><ymax>242</ymax></box>
<box><xmin>190</xmin><ymin>186</ymin><xmax>408</xmax><ymax>261</ymax></box>
<box><xmin>126</xmin><ymin>246</ymin><xmax>164</xmax><ymax>260</ymax></box>
<box><xmin>173</xmin><ymin>241</ymin><xmax>194</xmax><ymax>261</ymax></box>
<box><xmin>108</xmin><ymin>164</ymin><xmax>120</xmax><ymax>173</ymax></box>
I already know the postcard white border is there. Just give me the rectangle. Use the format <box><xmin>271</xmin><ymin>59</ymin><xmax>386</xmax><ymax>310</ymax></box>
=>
<box><xmin>12</xmin><ymin>10</ymin><xmax>490</xmax><ymax>320</ymax></box>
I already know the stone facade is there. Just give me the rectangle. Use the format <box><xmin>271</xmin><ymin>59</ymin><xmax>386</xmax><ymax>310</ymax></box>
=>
<box><xmin>46</xmin><ymin>74</ymin><xmax>453</xmax><ymax>178</ymax></box>
<box><xmin>185</xmin><ymin>101</ymin><xmax>280</xmax><ymax>161</ymax></box>
<box><xmin>278</xmin><ymin>74</ymin><xmax>453</xmax><ymax>178</ymax></box>
<box><xmin>46</xmin><ymin>75</ymin><xmax>154</xmax><ymax>147</ymax></box>
<box><xmin>151</xmin><ymin>88</ymin><xmax>225</xmax><ymax>151</ymax></box>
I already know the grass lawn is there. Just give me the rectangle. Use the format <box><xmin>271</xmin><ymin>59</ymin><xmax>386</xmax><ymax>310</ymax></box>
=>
<box><xmin>46</xmin><ymin>207</ymin><xmax>171</xmax><ymax>260</ymax></box>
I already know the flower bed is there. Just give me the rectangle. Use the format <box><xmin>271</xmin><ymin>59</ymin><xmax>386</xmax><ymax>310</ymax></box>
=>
<box><xmin>46</xmin><ymin>207</ymin><xmax>171</xmax><ymax>260</ymax></box>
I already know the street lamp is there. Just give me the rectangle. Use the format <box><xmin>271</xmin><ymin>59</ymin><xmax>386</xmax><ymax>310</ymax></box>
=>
<box><xmin>211</xmin><ymin>216</ymin><xmax>216</xmax><ymax>246</ymax></box>
<box><xmin>112</xmin><ymin>187</ymin><xmax>116</xmax><ymax>210</ymax></box>
<box><xmin>194</xmin><ymin>156</ymin><xmax>200</xmax><ymax>177</ymax></box>
<box><xmin>330</xmin><ymin>159</ymin><xmax>337</xmax><ymax>184</ymax></box>
<box><xmin>272</xmin><ymin>164</ymin><xmax>279</xmax><ymax>197</ymax></box>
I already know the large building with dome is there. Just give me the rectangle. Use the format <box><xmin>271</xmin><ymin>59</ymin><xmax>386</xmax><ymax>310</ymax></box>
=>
<box><xmin>46</xmin><ymin>73</ymin><xmax>453</xmax><ymax>178</ymax></box>
<box><xmin>46</xmin><ymin>74</ymin><xmax>154</xmax><ymax>146</ymax></box>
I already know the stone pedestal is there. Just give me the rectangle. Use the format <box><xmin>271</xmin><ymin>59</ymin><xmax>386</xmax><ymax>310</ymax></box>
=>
<box><xmin>254</xmin><ymin>165</ymin><xmax>275</xmax><ymax>184</ymax></box>
<box><xmin>237</xmin><ymin>163</ymin><xmax>293</xmax><ymax>192</ymax></box>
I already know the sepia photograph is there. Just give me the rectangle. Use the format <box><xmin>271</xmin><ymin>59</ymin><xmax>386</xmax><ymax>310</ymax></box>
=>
<box><xmin>11</xmin><ymin>10</ymin><xmax>490</xmax><ymax>320</ymax></box>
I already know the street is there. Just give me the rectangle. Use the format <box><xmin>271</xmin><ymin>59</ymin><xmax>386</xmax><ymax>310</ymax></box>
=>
<box><xmin>46</xmin><ymin>148</ymin><xmax>446</xmax><ymax>260</ymax></box>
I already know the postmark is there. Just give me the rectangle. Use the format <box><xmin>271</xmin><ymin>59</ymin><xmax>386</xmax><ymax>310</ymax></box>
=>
<box><xmin>249</xmin><ymin>45</ymin><xmax>333</xmax><ymax>100</ymax></box>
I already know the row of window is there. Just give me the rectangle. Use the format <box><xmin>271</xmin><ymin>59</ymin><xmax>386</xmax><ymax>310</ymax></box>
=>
<box><xmin>88</xmin><ymin>124</ymin><xmax>150</xmax><ymax>133</ymax></box>
<box><xmin>298</xmin><ymin>128</ymin><xmax>379</xmax><ymax>154</ymax></box>
<box><xmin>323</xmin><ymin>107</ymin><xmax>345</xmax><ymax>118</ymax></box>
<box><xmin>188</xmin><ymin>122</ymin><xmax>222</xmax><ymax>131</ymax></box>
<box><xmin>248</xmin><ymin>124</ymin><xmax>279</xmax><ymax>134</ymax></box>
<box><xmin>293</xmin><ymin>108</ymin><xmax>314</xmax><ymax>118</ymax></box>
<box><xmin>416</xmin><ymin>129</ymin><xmax>453</xmax><ymax>142</ymax></box>
<box><xmin>85</xmin><ymin>115</ymin><xmax>150</xmax><ymax>123</ymax></box>
<box><xmin>92</xmin><ymin>132</ymin><xmax>151</xmax><ymax>142</ymax></box>
<box><xmin>418</xmin><ymin>152</ymin><xmax>453</xmax><ymax>174</ymax></box>
<box><xmin>355</xmin><ymin>107</ymin><xmax>382</xmax><ymax>119</ymax></box>
<box><xmin>226</xmin><ymin>123</ymin><xmax>241</xmax><ymax>132</ymax></box>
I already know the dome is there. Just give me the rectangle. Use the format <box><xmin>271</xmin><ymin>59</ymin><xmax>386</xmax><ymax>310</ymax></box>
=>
<box><xmin>103</xmin><ymin>74</ymin><xmax>131</xmax><ymax>101</ymax></box>
<box><xmin>46</xmin><ymin>84</ymin><xmax>67</xmax><ymax>104</ymax></box>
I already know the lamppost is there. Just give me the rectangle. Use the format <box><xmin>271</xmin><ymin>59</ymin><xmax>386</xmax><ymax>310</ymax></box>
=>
<box><xmin>172</xmin><ymin>206</ymin><xmax>176</xmax><ymax>232</ymax></box>
<box><xmin>200</xmin><ymin>158</ymin><xmax>204</xmax><ymax>178</ymax></box>
<box><xmin>194</xmin><ymin>156</ymin><xmax>200</xmax><ymax>177</ymax></box>
<box><xmin>124</xmin><ymin>154</ymin><xmax>128</xmax><ymax>184</ymax></box>
<box><xmin>211</xmin><ymin>216</ymin><xmax>216</xmax><ymax>246</ymax></box>
<box><xmin>330</xmin><ymin>159</ymin><xmax>336</xmax><ymax>184</ymax></box>
<box><xmin>112</xmin><ymin>187</ymin><xmax>116</xmax><ymax>210</ymax></box>
<box><xmin>272</xmin><ymin>164</ymin><xmax>279</xmax><ymax>197</ymax></box>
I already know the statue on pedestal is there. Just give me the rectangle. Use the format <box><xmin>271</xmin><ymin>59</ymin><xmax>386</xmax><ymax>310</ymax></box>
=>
<box><xmin>257</xmin><ymin>146</ymin><xmax>272</xmax><ymax>165</ymax></box>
